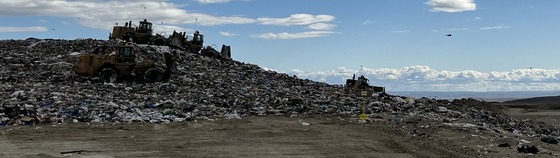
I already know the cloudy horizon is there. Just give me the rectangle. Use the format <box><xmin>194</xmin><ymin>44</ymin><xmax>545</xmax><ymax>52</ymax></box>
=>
<box><xmin>1</xmin><ymin>0</ymin><xmax>560</xmax><ymax>92</ymax></box>
<box><xmin>285</xmin><ymin>66</ymin><xmax>560</xmax><ymax>91</ymax></box>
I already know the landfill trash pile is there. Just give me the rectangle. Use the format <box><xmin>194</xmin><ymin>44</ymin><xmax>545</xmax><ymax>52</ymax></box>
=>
<box><xmin>1</xmin><ymin>39</ymin><xmax>559</xmax><ymax>152</ymax></box>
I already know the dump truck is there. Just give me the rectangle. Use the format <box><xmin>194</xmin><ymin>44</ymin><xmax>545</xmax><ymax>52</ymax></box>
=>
<box><xmin>345</xmin><ymin>75</ymin><xmax>385</xmax><ymax>97</ymax></box>
<box><xmin>109</xmin><ymin>19</ymin><xmax>167</xmax><ymax>45</ymax></box>
<box><xmin>74</xmin><ymin>42</ymin><xmax>177</xmax><ymax>83</ymax></box>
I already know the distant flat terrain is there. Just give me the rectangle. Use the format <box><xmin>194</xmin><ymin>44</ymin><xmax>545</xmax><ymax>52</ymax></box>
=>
<box><xmin>504</xmin><ymin>95</ymin><xmax>560</xmax><ymax>105</ymax></box>
<box><xmin>500</xmin><ymin>95</ymin><xmax>560</xmax><ymax>126</ymax></box>
<box><xmin>391</xmin><ymin>91</ymin><xmax>560</xmax><ymax>102</ymax></box>
<box><xmin>504</xmin><ymin>108</ymin><xmax>560</xmax><ymax>125</ymax></box>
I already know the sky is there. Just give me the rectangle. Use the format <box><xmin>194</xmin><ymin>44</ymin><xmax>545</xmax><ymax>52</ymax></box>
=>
<box><xmin>1</xmin><ymin>0</ymin><xmax>560</xmax><ymax>91</ymax></box>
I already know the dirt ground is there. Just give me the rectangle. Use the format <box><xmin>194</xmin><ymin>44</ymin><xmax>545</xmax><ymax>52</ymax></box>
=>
<box><xmin>0</xmin><ymin>115</ymin><xmax>559</xmax><ymax>158</ymax></box>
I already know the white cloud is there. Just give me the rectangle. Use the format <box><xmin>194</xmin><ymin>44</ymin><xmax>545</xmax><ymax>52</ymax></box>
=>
<box><xmin>258</xmin><ymin>14</ymin><xmax>335</xmax><ymax>26</ymax></box>
<box><xmin>432</xmin><ymin>28</ymin><xmax>470</xmax><ymax>32</ymax></box>
<box><xmin>426</xmin><ymin>0</ymin><xmax>476</xmax><ymax>13</ymax></box>
<box><xmin>447</xmin><ymin>28</ymin><xmax>469</xmax><ymax>31</ymax></box>
<box><xmin>253</xmin><ymin>31</ymin><xmax>334</xmax><ymax>39</ymax></box>
<box><xmin>307</xmin><ymin>23</ymin><xmax>336</xmax><ymax>30</ymax></box>
<box><xmin>257</xmin><ymin>14</ymin><xmax>337</xmax><ymax>39</ymax></box>
<box><xmin>0</xmin><ymin>26</ymin><xmax>48</xmax><ymax>33</ymax></box>
<box><xmin>0</xmin><ymin>1</ymin><xmax>337</xmax><ymax>39</ymax></box>
<box><xmin>152</xmin><ymin>25</ymin><xmax>194</xmax><ymax>36</ymax></box>
<box><xmin>392</xmin><ymin>30</ymin><xmax>409</xmax><ymax>33</ymax></box>
<box><xmin>194</xmin><ymin>0</ymin><xmax>231</xmax><ymax>4</ymax></box>
<box><xmin>474</xmin><ymin>17</ymin><xmax>481</xmax><ymax>20</ymax></box>
<box><xmin>288</xmin><ymin>66</ymin><xmax>560</xmax><ymax>91</ymax></box>
<box><xmin>362</xmin><ymin>20</ymin><xmax>372</xmax><ymax>25</ymax></box>
<box><xmin>480</xmin><ymin>24</ymin><xmax>510</xmax><ymax>30</ymax></box>
<box><xmin>220</xmin><ymin>31</ymin><xmax>239</xmax><ymax>37</ymax></box>
<box><xmin>61</xmin><ymin>21</ymin><xmax>70</xmax><ymax>25</ymax></box>
<box><xmin>262</xmin><ymin>67</ymin><xmax>282</xmax><ymax>72</ymax></box>
<box><xmin>0</xmin><ymin>0</ymin><xmax>256</xmax><ymax>34</ymax></box>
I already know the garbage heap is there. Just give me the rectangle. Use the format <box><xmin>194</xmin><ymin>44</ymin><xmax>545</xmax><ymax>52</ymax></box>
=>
<box><xmin>0</xmin><ymin>39</ymin><xmax>559</xmax><ymax>143</ymax></box>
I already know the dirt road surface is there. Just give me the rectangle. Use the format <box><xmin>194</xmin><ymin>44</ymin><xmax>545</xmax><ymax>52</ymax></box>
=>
<box><xmin>0</xmin><ymin>116</ymin><xmax>558</xmax><ymax>158</ymax></box>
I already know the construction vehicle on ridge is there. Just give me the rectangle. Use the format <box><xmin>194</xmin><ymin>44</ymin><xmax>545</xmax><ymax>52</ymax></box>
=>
<box><xmin>168</xmin><ymin>30</ymin><xmax>231</xmax><ymax>59</ymax></box>
<box><xmin>110</xmin><ymin>19</ymin><xmax>231</xmax><ymax>59</ymax></box>
<box><xmin>109</xmin><ymin>19</ymin><xmax>167</xmax><ymax>45</ymax></box>
<box><xmin>345</xmin><ymin>75</ymin><xmax>385</xmax><ymax>97</ymax></box>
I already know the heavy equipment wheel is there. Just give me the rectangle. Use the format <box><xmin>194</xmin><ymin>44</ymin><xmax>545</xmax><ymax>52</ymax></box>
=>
<box><xmin>144</xmin><ymin>68</ymin><xmax>164</xmax><ymax>82</ymax></box>
<box><xmin>98</xmin><ymin>68</ymin><xmax>118</xmax><ymax>83</ymax></box>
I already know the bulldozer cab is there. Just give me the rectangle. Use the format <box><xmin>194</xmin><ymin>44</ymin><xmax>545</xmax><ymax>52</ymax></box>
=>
<box><xmin>116</xmin><ymin>45</ymin><xmax>135</xmax><ymax>63</ymax></box>
<box><xmin>357</xmin><ymin>75</ymin><xmax>369</xmax><ymax>88</ymax></box>
<box><xmin>192</xmin><ymin>34</ymin><xmax>204</xmax><ymax>45</ymax></box>
<box><xmin>137</xmin><ymin>19</ymin><xmax>153</xmax><ymax>34</ymax></box>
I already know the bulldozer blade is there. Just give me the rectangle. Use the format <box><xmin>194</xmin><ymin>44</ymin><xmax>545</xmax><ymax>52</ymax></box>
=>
<box><xmin>220</xmin><ymin>44</ymin><xmax>231</xmax><ymax>59</ymax></box>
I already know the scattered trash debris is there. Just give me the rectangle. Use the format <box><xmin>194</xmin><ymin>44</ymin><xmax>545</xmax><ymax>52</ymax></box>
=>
<box><xmin>541</xmin><ymin>135</ymin><xmax>559</xmax><ymax>144</ymax></box>
<box><xmin>517</xmin><ymin>144</ymin><xmax>539</xmax><ymax>154</ymax></box>
<box><xmin>1</xmin><ymin>39</ymin><xmax>560</xmax><ymax>158</ymax></box>
<box><xmin>298</xmin><ymin>120</ymin><xmax>310</xmax><ymax>126</ymax></box>
<box><xmin>60</xmin><ymin>150</ymin><xmax>101</xmax><ymax>154</ymax></box>
<box><xmin>498</xmin><ymin>143</ymin><xmax>511</xmax><ymax>147</ymax></box>
<box><xmin>224</xmin><ymin>111</ymin><xmax>241</xmax><ymax>120</ymax></box>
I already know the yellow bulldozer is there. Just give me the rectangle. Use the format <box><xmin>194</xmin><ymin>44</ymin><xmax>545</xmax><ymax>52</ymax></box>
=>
<box><xmin>167</xmin><ymin>30</ymin><xmax>204</xmax><ymax>54</ymax></box>
<box><xmin>109</xmin><ymin>19</ymin><xmax>167</xmax><ymax>45</ymax></box>
<box><xmin>345</xmin><ymin>75</ymin><xmax>385</xmax><ymax>97</ymax></box>
<box><xmin>110</xmin><ymin>19</ymin><xmax>232</xmax><ymax>59</ymax></box>
<box><xmin>74</xmin><ymin>42</ymin><xmax>177</xmax><ymax>83</ymax></box>
<box><xmin>168</xmin><ymin>30</ymin><xmax>231</xmax><ymax>59</ymax></box>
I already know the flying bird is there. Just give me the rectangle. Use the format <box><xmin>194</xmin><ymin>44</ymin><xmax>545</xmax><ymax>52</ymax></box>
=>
<box><xmin>445</xmin><ymin>34</ymin><xmax>452</xmax><ymax>37</ymax></box>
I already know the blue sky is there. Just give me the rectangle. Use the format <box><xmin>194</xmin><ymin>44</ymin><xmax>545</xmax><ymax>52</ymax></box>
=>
<box><xmin>2</xmin><ymin>0</ymin><xmax>560</xmax><ymax>91</ymax></box>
